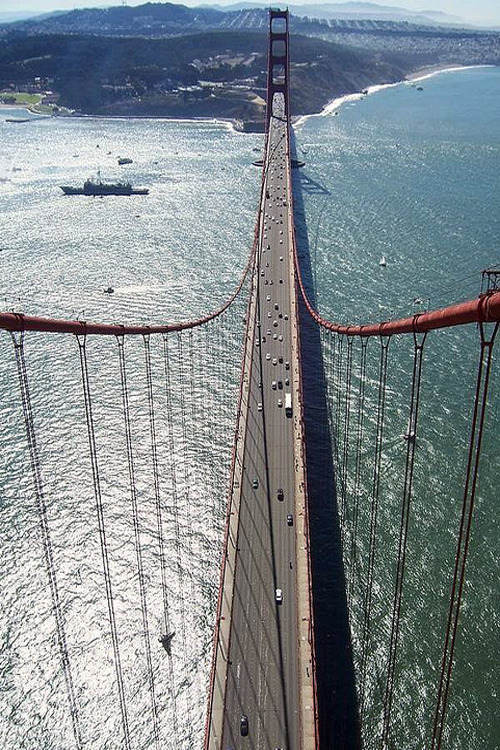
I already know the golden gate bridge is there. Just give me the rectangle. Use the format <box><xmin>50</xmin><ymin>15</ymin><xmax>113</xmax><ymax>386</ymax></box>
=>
<box><xmin>1</xmin><ymin>9</ymin><xmax>499</xmax><ymax>750</ymax></box>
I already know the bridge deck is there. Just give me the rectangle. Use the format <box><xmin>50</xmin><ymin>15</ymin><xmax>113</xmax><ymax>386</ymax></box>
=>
<box><xmin>205</xmin><ymin>87</ymin><xmax>316</xmax><ymax>749</ymax></box>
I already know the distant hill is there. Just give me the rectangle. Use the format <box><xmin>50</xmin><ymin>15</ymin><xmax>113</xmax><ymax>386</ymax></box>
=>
<box><xmin>0</xmin><ymin>3</ymin><xmax>498</xmax><ymax>123</ymax></box>
<box><xmin>215</xmin><ymin>2</ymin><xmax>464</xmax><ymax>26</ymax></box>
<box><xmin>0</xmin><ymin>1</ymin><xmax>476</xmax><ymax>37</ymax></box>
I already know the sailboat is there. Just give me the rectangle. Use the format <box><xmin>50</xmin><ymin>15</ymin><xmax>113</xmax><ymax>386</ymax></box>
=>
<box><xmin>379</xmin><ymin>255</ymin><xmax>387</xmax><ymax>267</ymax></box>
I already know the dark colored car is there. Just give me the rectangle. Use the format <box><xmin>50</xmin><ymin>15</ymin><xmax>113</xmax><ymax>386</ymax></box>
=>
<box><xmin>277</xmin><ymin>488</ymin><xmax>284</xmax><ymax>501</ymax></box>
<box><xmin>287</xmin><ymin>514</ymin><xmax>293</xmax><ymax>526</ymax></box>
<box><xmin>240</xmin><ymin>714</ymin><xmax>249</xmax><ymax>736</ymax></box>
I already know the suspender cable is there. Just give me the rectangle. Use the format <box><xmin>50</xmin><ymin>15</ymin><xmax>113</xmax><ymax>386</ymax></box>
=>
<box><xmin>186</xmin><ymin>327</ymin><xmax>205</xmax><ymax>715</ymax></box>
<box><xmin>381</xmin><ymin>332</ymin><xmax>427</xmax><ymax>748</ymax></box>
<box><xmin>162</xmin><ymin>333</ymin><xmax>193</xmax><ymax>734</ymax></box>
<box><xmin>431</xmin><ymin>322</ymin><xmax>499</xmax><ymax>750</ymax></box>
<box><xmin>117</xmin><ymin>336</ymin><xmax>160</xmax><ymax>749</ymax></box>
<box><xmin>144</xmin><ymin>334</ymin><xmax>179</xmax><ymax>738</ymax></box>
<box><xmin>348</xmin><ymin>337</ymin><xmax>369</xmax><ymax>612</ymax></box>
<box><xmin>176</xmin><ymin>329</ymin><xmax>199</xmax><ymax>741</ymax></box>
<box><xmin>11</xmin><ymin>332</ymin><xmax>83</xmax><ymax>750</ymax></box>
<box><xmin>360</xmin><ymin>335</ymin><xmax>391</xmax><ymax>717</ymax></box>
<box><xmin>341</xmin><ymin>335</ymin><xmax>354</xmax><ymax>545</ymax></box>
<box><xmin>176</xmin><ymin>331</ymin><xmax>197</xmax><ymax>606</ymax></box>
<box><xmin>335</xmin><ymin>334</ymin><xmax>344</xmax><ymax>461</ymax></box>
<box><xmin>76</xmin><ymin>335</ymin><xmax>131</xmax><ymax>750</ymax></box>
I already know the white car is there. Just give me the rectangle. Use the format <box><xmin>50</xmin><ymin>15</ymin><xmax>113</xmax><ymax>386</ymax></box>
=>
<box><xmin>275</xmin><ymin>588</ymin><xmax>283</xmax><ymax>604</ymax></box>
<box><xmin>266</xmin><ymin>353</ymin><xmax>271</xmax><ymax>361</ymax></box>
<box><xmin>278</xmin><ymin>399</ymin><xmax>283</xmax><ymax>408</ymax></box>
<box><xmin>258</xmin><ymin>402</ymin><xmax>263</xmax><ymax>412</ymax></box>
<box><xmin>272</xmin><ymin>358</ymin><xmax>277</xmax><ymax>366</ymax></box>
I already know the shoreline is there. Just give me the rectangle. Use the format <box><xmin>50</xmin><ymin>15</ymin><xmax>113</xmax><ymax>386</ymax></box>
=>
<box><xmin>293</xmin><ymin>64</ymin><xmax>495</xmax><ymax>128</ymax></box>
<box><xmin>2</xmin><ymin>64</ymin><xmax>496</xmax><ymax>133</ymax></box>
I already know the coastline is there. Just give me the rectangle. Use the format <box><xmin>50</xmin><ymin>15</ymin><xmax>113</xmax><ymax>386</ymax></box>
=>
<box><xmin>2</xmin><ymin>64</ymin><xmax>496</xmax><ymax>133</ymax></box>
<box><xmin>293</xmin><ymin>64</ymin><xmax>495</xmax><ymax>128</ymax></box>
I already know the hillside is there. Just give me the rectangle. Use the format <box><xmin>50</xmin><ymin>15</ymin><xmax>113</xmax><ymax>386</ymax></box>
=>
<box><xmin>0</xmin><ymin>4</ymin><xmax>498</xmax><ymax>123</ymax></box>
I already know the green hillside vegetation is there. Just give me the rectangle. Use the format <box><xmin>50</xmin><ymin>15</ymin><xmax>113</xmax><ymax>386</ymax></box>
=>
<box><xmin>0</xmin><ymin>30</ymin><xmax>417</xmax><ymax>120</ymax></box>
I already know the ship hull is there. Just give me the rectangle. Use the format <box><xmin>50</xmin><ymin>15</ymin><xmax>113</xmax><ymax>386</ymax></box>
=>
<box><xmin>60</xmin><ymin>185</ymin><xmax>148</xmax><ymax>195</ymax></box>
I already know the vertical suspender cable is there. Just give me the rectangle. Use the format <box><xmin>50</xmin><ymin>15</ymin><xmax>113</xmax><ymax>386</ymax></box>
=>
<box><xmin>348</xmin><ymin>337</ymin><xmax>369</xmax><ymax>611</ymax></box>
<box><xmin>431</xmin><ymin>322</ymin><xmax>499</xmax><ymax>750</ymax></box>
<box><xmin>326</xmin><ymin>330</ymin><xmax>336</xmax><ymax>438</ymax></box>
<box><xmin>176</xmin><ymin>331</ymin><xmax>197</xmax><ymax>606</ymax></box>
<box><xmin>162</xmin><ymin>333</ymin><xmax>193</xmax><ymax>734</ymax></box>
<box><xmin>360</xmin><ymin>335</ymin><xmax>391</xmax><ymax>717</ymax></box>
<box><xmin>117</xmin><ymin>336</ymin><xmax>160</xmax><ymax>750</ymax></box>
<box><xmin>335</xmin><ymin>335</ymin><xmax>344</xmax><ymax>462</ymax></box>
<box><xmin>11</xmin><ymin>332</ymin><xmax>83</xmax><ymax>750</ymax></box>
<box><xmin>176</xmin><ymin>329</ymin><xmax>200</xmax><ymax>741</ymax></box>
<box><xmin>143</xmin><ymin>334</ymin><xmax>179</xmax><ymax>737</ymax></box>
<box><xmin>76</xmin><ymin>335</ymin><xmax>131</xmax><ymax>750</ymax></box>
<box><xmin>381</xmin><ymin>332</ymin><xmax>427</xmax><ymax>748</ymax></box>
<box><xmin>341</xmin><ymin>335</ymin><xmax>354</xmax><ymax>544</ymax></box>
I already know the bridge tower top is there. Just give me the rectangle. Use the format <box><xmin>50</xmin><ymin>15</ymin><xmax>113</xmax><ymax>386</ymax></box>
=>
<box><xmin>266</xmin><ymin>8</ymin><xmax>290</xmax><ymax>129</ymax></box>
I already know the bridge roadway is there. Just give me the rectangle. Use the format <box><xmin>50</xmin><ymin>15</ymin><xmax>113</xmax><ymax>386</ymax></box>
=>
<box><xmin>206</xmin><ymin>92</ymin><xmax>316</xmax><ymax>749</ymax></box>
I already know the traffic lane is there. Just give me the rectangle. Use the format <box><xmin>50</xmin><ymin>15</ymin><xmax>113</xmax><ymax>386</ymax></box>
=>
<box><xmin>223</xmin><ymin>462</ymin><xmax>285</xmax><ymax>744</ymax></box>
<box><xmin>222</xmin><ymin>117</ymin><xmax>298</xmax><ymax>747</ymax></box>
<box><xmin>234</xmin><ymin>431</ymin><xmax>295</xmax><ymax>745</ymax></box>
<box><xmin>225</xmin><ymin>368</ymin><xmax>295</xmax><ymax>745</ymax></box>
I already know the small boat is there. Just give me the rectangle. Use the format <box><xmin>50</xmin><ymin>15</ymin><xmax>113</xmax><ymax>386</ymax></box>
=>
<box><xmin>5</xmin><ymin>117</ymin><xmax>30</xmax><ymax>123</ymax></box>
<box><xmin>104</xmin><ymin>286</ymin><xmax>114</xmax><ymax>294</ymax></box>
<box><xmin>118</xmin><ymin>157</ymin><xmax>133</xmax><ymax>165</ymax></box>
<box><xmin>379</xmin><ymin>255</ymin><xmax>387</xmax><ymax>267</ymax></box>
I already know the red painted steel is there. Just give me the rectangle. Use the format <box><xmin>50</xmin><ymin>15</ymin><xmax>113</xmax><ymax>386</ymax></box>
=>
<box><xmin>203</xmin><ymin>137</ymin><xmax>270</xmax><ymax>748</ymax></box>
<box><xmin>294</xmin><ymin>251</ymin><xmax>500</xmax><ymax>335</ymax></box>
<box><xmin>0</xmin><ymin>238</ymin><xmax>256</xmax><ymax>337</ymax></box>
<box><xmin>286</xmin><ymin>102</ymin><xmax>320</xmax><ymax>748</ymax></box>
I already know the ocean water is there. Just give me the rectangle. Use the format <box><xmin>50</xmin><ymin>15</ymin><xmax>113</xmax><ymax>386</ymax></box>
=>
<box><xmin>1</xmin><ymin>65</ymin><xmax>499</xmax><ymax>749</ymax></box>
<box><xmin>293</xmin><ymin>65</ymin><xmax>500</xmax><ymax>749</ymax></box>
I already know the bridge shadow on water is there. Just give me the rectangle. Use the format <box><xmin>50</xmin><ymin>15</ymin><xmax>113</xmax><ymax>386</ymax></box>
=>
<box><xmin>291</xmin><ymin>133</ymin><xmax>361</xmax><ymax>749</ymax></box>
